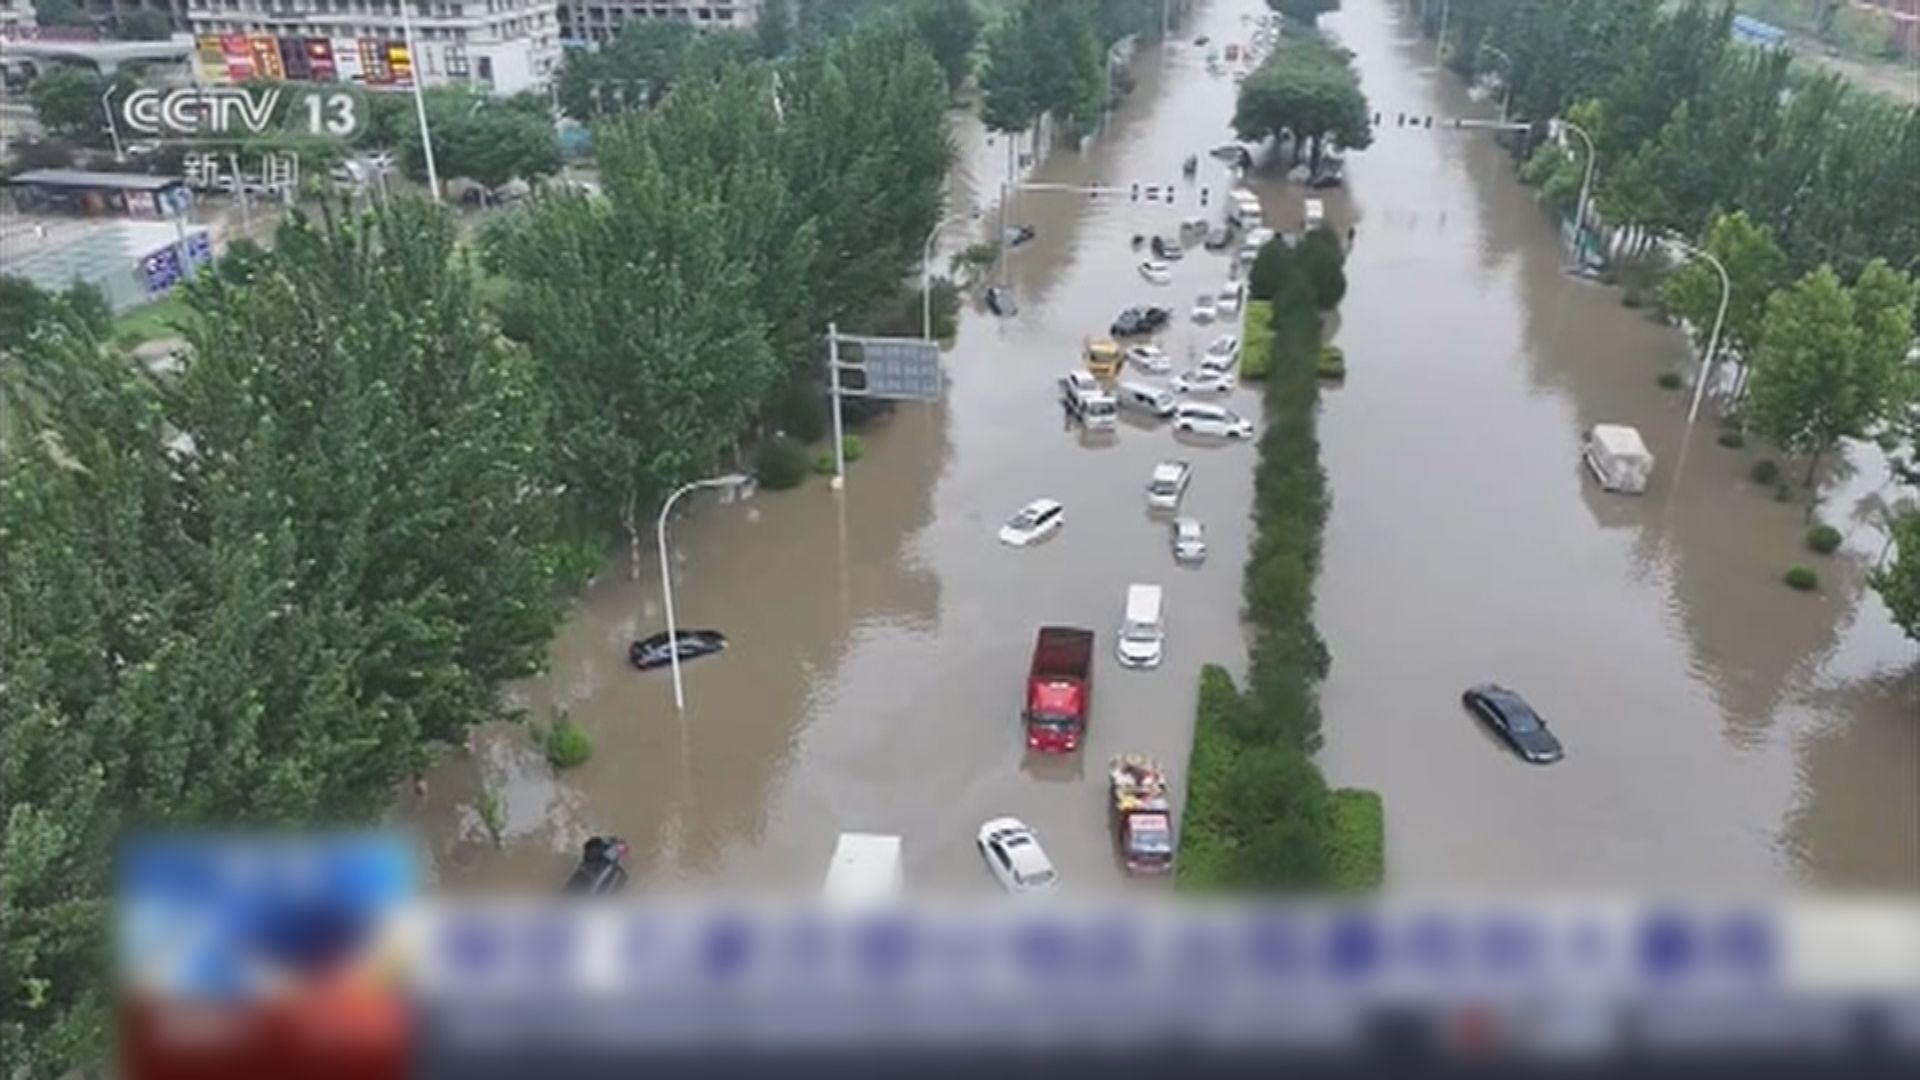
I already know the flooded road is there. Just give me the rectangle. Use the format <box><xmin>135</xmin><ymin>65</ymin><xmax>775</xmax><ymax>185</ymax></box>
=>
<box><xmin>416</xmin><ymin>2</ymin><xmax>1267</xmax><ymax>894</ymax></box>
<box><xmin>413</xmin><ymin>0</ymin><xmax>1916</xmax><ymax>895</ymax></box>
<box><xmin>1312</xmin><ymin>1</ymin><xmax>1917</xmax><ymax>890</ymax></box>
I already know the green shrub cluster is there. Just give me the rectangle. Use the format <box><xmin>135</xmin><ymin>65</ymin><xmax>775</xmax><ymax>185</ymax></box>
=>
<box><xmin>1805</xmin><ymin>525</ymin><xmax>1842</xmax><ymax>555</ymax></box>
<box><xmin>545</xmin><ymin>715</ymin><xmax>593</xmax><ymax>769</ymax></box>
<box><xmin>755</xmin><ymin>435</ymin><xmax>812</xmax><ymax>490</ymax></box>
<box><xmin>1177</xmin><ymin>236</ymin><xmax>1381</xmax><ymax>893</ymax></box>
<box><xmin>1784</xmin><ymin>565</ymin><xmax>1819</xmax><ymax>591</ymax></box>
<box><xmin>1240</xmin><ymin>299</ymin><xmax>1275</xmax><ymax>380</ymax></box>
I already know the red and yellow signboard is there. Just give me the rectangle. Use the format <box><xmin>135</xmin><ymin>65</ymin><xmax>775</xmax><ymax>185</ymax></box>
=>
<box><xmin>190</xmin><ymin>34</ymin><xmax>410</xmax><ymax>87</ymax></box>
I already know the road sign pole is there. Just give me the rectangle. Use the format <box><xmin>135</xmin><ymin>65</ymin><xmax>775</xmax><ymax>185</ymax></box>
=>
<box><xmin>828</xmin><ymin>322</ymin><xmax>846</xmax><ymax>491</ymax></box>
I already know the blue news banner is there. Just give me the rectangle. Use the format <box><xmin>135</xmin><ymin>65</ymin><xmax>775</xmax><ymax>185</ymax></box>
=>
<box><xmin>119</xmin><ymin>835</ymin><xmax>1920</xmax><ymax>1078</ymax></box>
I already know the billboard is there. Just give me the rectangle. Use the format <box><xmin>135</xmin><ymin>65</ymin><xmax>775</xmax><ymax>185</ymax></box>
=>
<box><xmin>191</xmin><ymin>34</ymin><xmax>412</xmax><ymax>88</ymax></box>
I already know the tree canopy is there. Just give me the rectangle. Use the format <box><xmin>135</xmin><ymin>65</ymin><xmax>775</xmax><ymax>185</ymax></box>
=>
<box><xmin>1</xmin><ymin>200</ymin><xmax>561</xmax><ymax>1075</ymax></box>
<box><xmin>395</xmin><ymin>87</ymin><xmax>562</xmax><ymax>189</ymax></box>
<box><xmin>1745</xmin><ymin>261</ymin><xmax>1916</xmax><ymax>487</ymax></box>
<box><xmin>1232</xmin><ymin>32</ymin><xmax>1373</xmax><ymax>171</ymax></box>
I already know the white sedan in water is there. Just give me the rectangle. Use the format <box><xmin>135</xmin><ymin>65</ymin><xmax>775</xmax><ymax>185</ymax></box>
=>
<box><xmin>1126</xmin><ymin>344</ymin><xmax>1172</xmax><ymax>373</ymax></box>
<box><xmin>1138</xmin><ymin>259</ymin><xmax>1173</xmax><ymax>285</ymax></box>
<box><xmin>1173</xmin><ymin>366</ymin><xmax>1236</xmax><ymax>394</ymax></box>
<box><xmin>976</xmin><ymin>817</ymin><xmax>1060</xmax><ymax>895</ymax></box>
<box><xmin>997</xmin><ymin>498</ymin><xmax>1064</xmax><ymax>547</ymax></box>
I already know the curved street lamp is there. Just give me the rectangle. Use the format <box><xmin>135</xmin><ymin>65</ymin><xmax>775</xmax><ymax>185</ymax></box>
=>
<box><xmin>1663</xmin><ymin>234</ymin><xmax>1731</xmax><ymax>426</ymax></box>
<box><xmin>656</xmin><ymin>473</ymin><xmax>750</xmax><ymax>712</ymax></box>
<box><xmin>1551</xmin><ymin>118</ymin><xmax>1598</xmax><ymax>269</ymax></box>
<box><xmin>922</xmin><ymin>212</ymin><xmax>975</xmax><ymax>340</ymax></box>
<box><xmin>1479</xmin><ymin>44</ymin><xmax>1514</xmax><ymax>124</ymax></box>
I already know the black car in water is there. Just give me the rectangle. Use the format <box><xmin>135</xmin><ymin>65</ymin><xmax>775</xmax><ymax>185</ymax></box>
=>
<box><xmin>629</xmin><ymin>629</ymin><xmax>727</xmax><ymax>671</ymax></box>
<box><xmin>1110</xmin><ymin>306</ymin><xmax>1172</xmax><ymax>337</ymax></box>
<box><xmin>1461</xmin><ymin>684</ymin><xmax>1564</xmax><ymax>764</ymax></box>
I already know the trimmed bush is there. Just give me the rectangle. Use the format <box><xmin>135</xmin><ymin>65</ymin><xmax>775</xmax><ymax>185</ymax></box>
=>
<box><xmin>812</xmin><ymin>452</ymin><xmax>836</xmax><ymax>475</ymax></box>
<box><xmin>755</xmin><ymin>435</ymin><xmax>811</xmax><ymax>490</ymax></box>
<box><xmin>1805</xmin><ymin>524</ymin><xmax>1842</xmax><ymax>555</ymax></box>
<box><xmin>1241</xmin><ymin>299</ymin><xmax>1275</xmax><ymax>380</ymax></box>
<box><xmin>1246</xmin><ymin>238</ymin><xmax>1292</xmax><ymax>300</ymax></box>
<box><xmin>1316</xmin><ymin>344</ymin><xmax>1347</xmax><ymax>381</ymax></box>
<box><xmin>1298</xmin><ymin>227</ymin><xmax>1348</xmax><ymax>310</ymax></box>
<box><xmin>841</xmin><ymin>434</ymin><xmax>865</xmax><ymax>463</ymax></box>
<box><xmin>1750</xmin><ymin>459</ymin><xmax>1780</xmax><ymax>485</ymax></box>
<box><xmin>1328</xmin><ymin>789</ymin><xmax>1384</xmax><ymax>890</ymax></box>
<box><xmin>545</xmin><ymin>716</ymin><xmax>593</xmax><ymax>769</ymax></box>
<box><xmin>1715</xmin><ymin>430</ymin><xmax>1745</xmax><ymax>449</ymax></box>
<box><xmin>1784</xmin><ymin>566</ymin><xmax>1818</xmax><ymax>591</ymax></box>
<box><xmin>1656</xmin><ymin>371</ymin><xmax>1683</xmax><ymax>390</ymax></box>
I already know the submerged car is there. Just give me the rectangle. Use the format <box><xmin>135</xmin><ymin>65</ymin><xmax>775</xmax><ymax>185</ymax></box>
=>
<box><xmin>1110</xmin><ymin>306</ymin><xmax>1172</xmax><ymax>337</ymax></box>
<box><xmin>1461</xmin><ymin>684</ymin><xmax>1565</xmax><ymax>764</ymax></box>
<box><xmin>977</xmin><ymin>817</ymin><xmax>1060</xmax><ymax>894</ymax></box>
<box><xmin>1173</xmin><ymin>366</ymin><xmax>1236</xmax><ymax>395</ymax></box>
<box><xmin>1125</xmin><ymin>344</ymin><xmax>1172</xmax><ymax>373</ymax></box>
<box><xmin>998</xmin><ymin>498</ymin><xmax>1065</xmax><ymax>547</ymax></box>
<box><xmin>1171</xmin><ymin>517</ymin><xmax>1207</xmax><ymax>563</ymax></box>
<box><xmin>629</xmin><ymin>629</ymin><xmax>728</xmax><ymax>671</ymax></box>
<box><xmin>1138</xmin><ymin>260</ymin><xmax>1173</xmax><ymax>285</ymax></box>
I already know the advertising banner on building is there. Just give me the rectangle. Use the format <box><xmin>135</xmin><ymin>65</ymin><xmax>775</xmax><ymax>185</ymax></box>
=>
<box><xmin>219</xmin><ymin>33</ymin><xmax>254</xmax><ymax>83</ymax></box>
<box><xmin>195</xmin><ymin>35</ymin><xmax>228</xmax><ymax>84</ymax></box>
<box><xmin>358</xmin><ymin>38</ymin><xmax>391</xmax><ymax>85</ymax></box>
<box><xmin>331</xmin><ymin>37</ymin><xmax>365</xmax><ymax>84</ymax></box>
<box><xmin>248</xmin><ymin>34</ymin><xmax>286</xmax><ymax>81</ymax></box>
<box><xmin>385</xmin><ymin>40</ymin><xmax>415</xmax><ymax>87</ymax></box>
<box><xmin>305</xmin><ymin>38</ymin><xmax>339</xmax><ymax>83</ymax></box>
<box><xmin>279</xmin><ymin>36</ymin><xmax>311</xmax><ymax>82</ymax></box>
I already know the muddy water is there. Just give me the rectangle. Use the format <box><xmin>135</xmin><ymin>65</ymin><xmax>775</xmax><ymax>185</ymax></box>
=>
<box><xmin>414</xmin><ymin>4</ymin><xmax>1270</xmax><ymax>894</ymax></box>
<box><xmin>414</xmin><ymin>0</ymin><xmax>1916</xmax><ymax>895</ymax></box>
<box><xmin>1310</xmin><ymin>1</ymin><xmax>1918</xmax><ymax>890</ymax></box>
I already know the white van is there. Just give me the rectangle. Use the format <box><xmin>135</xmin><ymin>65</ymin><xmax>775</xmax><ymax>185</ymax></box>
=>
<box><xmin>1116</xmin><ymin>380</ymin><xmax>1177</xmax><ymax>418</ymax></box>
<box><xmin>1173</xmin><ymin>401</ymin><xmax>1254</xmax><ymax>439</ymax></box>
<box><xmin>1304</xmin><ymin>198</ymin><xmax>1326</xmax><ymax>232</ymax></box>
<box><xmin>1583</xmin><ymin>423</ymin><xmax>1653</xmax><ymax>494</ymax></box>
<box><xmin>823</xmin><ymin>833</ymin><xmax>903</xmax><ymax>902</ymax></box>
<box><xmin>1115</xmin><ymin>584</ymin><xmax>1165</xmax><ymax>669</ymax></box>
<box><xmin>1061</xmin><ymin>371</ymin><xmax>1119</xmax><ymax>429</ymax></box>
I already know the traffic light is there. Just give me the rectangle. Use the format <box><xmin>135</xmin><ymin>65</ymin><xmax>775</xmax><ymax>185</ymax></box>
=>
<box><xmin>1200</xmin><ymin>186</ymin><xmax>1209</xmax><ymax>206</ymax></box>
<box><xmin>1132</xmin><ymin>183</ymin><xmax>1141</xmax><ymax>200</ymax></box>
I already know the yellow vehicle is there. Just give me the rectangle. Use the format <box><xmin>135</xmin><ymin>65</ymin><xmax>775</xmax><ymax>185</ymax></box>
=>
<box><xmin>1084</xmin><ymin>338</ymin><xmax>1124</xmax><ymax>379</ymax></box>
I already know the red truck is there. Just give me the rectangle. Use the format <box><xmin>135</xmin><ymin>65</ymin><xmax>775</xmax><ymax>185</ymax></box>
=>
<box><xmin>1023</xmin><ymin>627</ymin><xmax>1094</xmax><ymax>752</ymax></box>
<box><xmin>1109</xmin><ymin>754</ymin><xmax>1175</xmax><ymax>876</ymax></box>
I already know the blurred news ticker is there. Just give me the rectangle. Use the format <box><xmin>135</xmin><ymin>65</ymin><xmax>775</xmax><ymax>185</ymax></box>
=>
<box><xmin>118</xmin><ymin>835</ymin><xmax>1920</xmax><ymax>1079</ymax></box>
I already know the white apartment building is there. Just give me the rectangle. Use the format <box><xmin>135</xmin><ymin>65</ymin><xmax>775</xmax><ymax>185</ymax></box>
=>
<box><xmin>559</xmin><ymin>0</ymin><xmax>758</xmax><ymax>47</ymax></box>
<box><xmin>183</xmin><ymin>0</ymin><xmax>561</xmax><ymax>94</ymax></box>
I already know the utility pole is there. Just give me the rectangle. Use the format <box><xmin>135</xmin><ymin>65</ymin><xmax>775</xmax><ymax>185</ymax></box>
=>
<box><xmin>400</xmin><ymin>2</ymin><xmax>440</xmax><ymax>201</ymax></box>
<box><xmin>827</xmin><ymin>322</ymin><xmax>846</xmax><ymax>490</ymax></box>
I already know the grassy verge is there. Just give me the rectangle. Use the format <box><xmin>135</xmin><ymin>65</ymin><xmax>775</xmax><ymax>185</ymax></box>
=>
<box><xmin>110</xmin><ymin>293</ymin><xmax>192</xmax><ymax>349</ymax></box>
<box><xmin>1177</xmin><ymin>235</ymin><xmax>1384</xmax><ymax>892</ymax></box>
<box><xmin>1328</xmin><ymin>788</ymin><xmax>1384</xmax><ymax>890</ymax></box>
<box><xmin>1240</xmin><ymin>299</ymin><xmax>1274</xmax><ymax>380</ymax></box>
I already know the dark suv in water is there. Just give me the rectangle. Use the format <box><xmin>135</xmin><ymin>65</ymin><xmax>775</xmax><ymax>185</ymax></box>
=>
<box><xmin>1110</xmin><ymin>306</ymin><xmax>1171</xmax><ymax>337</ymax></box>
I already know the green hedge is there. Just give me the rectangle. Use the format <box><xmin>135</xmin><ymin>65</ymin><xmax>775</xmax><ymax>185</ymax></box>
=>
<box><xmin>1241</xmin><ymin>299</ymin><xmax>1275</xmax><ymax>380</ymax></box>
<box><xmin>1328</xmin><ymin>788</ymin><xmax>1384</xmax><ymax>890</ymax></box>
<box><xmin>1176</xmin><ymin>234</ymin><xmax>1384</xmax><ymax>893</ymax></box>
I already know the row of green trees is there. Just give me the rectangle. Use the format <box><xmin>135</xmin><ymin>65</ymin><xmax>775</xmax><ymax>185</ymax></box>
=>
<box><xmin>1</xmin><ymin>204</ymin><xmax>561</xmax><ymax>1075</ymax></box>
<box><xmin>1179</xmin><ymin>230</ymin><xmax>1380</xmax><ymax>890</ymax></box>
<box><xmin>1</xmin><ymin>16</ymin><xmax>958</xmax><ymax>1074</ymax></box>
<box><xmin>1429</xmin><ymin>0</ymin><xmax>1916</xmax><ymax>281</ymax></box>
<box><xmin>979</xmin><ymin>0</ymin><xmax>1188</xmax><ymax>137</ymax></box>
<box><xmin>1412</xmin><ymin>1</ymin><xmax>1920</xmax><ymax>643</ymax></box>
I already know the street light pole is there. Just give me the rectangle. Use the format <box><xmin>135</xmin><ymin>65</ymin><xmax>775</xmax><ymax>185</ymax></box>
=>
<box><xmin>922</xmin><ymin>213</ymin><xmax>972</xmax><ymax>340</ymax></box>
<box><xmin>1480</xmin><ymin>44</ymin><xmax>1513</xmax><ymax>125</ymax></box>
<box><xmin>101</xmin><ymin>84</ymin><xmax>124</xmax><ymax>162</ymax></box>
<box><xmin>656</xmin><ymin>473</ymin><xmax>749</xmax><ymax>712</ymax></box>
<box><xmin>1560</xmin><ymin>119</ymin><xmax>1597</xmax><ymax>269</ymax></box>
<box><xmin>1667</xmin><ymin>235</ymin><xmax>1731</xmax><ymax>426</ymax></box>
<box><xmin>400</xmin><ymin>2</ymin><xmax>441</xmax><ymax>201</ymax></box>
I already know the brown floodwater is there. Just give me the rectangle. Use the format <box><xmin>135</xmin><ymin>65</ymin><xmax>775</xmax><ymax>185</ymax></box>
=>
<box><xmin>1311</xmin><ymin>0</ymin><xmax>1917</xmax><ymax>891</ymax></box>
<box><xmin>410</xmin><ymin>0</ymin><xmax>1917</xmax><ymax>895</ymax></box>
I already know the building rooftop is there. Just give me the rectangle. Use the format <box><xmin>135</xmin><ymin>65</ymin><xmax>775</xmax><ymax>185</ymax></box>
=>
<box><xmin>9</xmin><ymin>169</ymin><xmax>185</xmax><ymax>191</ymax></box>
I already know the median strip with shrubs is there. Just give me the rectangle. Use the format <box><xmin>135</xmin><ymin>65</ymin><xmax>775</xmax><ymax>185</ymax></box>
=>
<box><xmin>1178</xmin><ymin>229</ymin><xmax>1384</xmax><ymax>892</ymax></box>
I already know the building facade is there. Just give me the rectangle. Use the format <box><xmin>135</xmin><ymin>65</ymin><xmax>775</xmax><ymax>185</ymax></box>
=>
<box><xmin>559</xmin><ymin>0</ymin><xmax>757</xmax><ymax>47</ymax></box>
<box><xmin>182</xmin><ymin>0</ymin><xmax>561</xmax><ymax>93</ymax></box>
